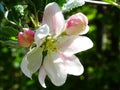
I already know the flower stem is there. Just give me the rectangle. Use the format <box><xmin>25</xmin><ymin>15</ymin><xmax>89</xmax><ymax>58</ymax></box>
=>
<box><xmin>85</xmin><ymin>0</ymin><xmax>110</xmax><ymax>5</ymax></box>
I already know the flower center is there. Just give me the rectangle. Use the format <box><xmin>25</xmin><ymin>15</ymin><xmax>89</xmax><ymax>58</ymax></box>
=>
<box><xmin>45</xmin><ymin>36</ymin><xmax>58</xmax><ymax>54</ymax></box>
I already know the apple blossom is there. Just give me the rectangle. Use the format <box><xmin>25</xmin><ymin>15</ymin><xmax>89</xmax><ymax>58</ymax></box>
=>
<box><xmin>66</xmin><ymin>12</ymin><xmax>89</xmax><ymax>35</ymax></box>
<box><xmin>18</xmin><ymin>28</ymin><xmax>34</xmax><ymax>47</ymax></box>
<box><xmin>20</xmin><ymin>2</ymin><xmax>93</xmax><ymax>88</ymax></box>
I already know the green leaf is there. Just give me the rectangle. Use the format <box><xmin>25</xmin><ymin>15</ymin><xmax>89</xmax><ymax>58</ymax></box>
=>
<box><xmin>0</xmin><ymin>26</ymin><xmax>18</xmax><ymax>41</ymax></box>
<box><xmin>14</xmin><ymin>4</ymin><xmax>27</xmax><ymax>16</ymax></box>
<box><xmin>62</xmin><ymin>0</ymin><xmax>85</xmax><ymax>12</ymax></box>
<box><xmin>103</xmin><ymin>0</ymin><xmax>116</xmax><ymax>3</ymax></box>
<box><xmin>102</xmin><ymin>0</ymin><xmax>120</xmax><ymax>8</ymax></box>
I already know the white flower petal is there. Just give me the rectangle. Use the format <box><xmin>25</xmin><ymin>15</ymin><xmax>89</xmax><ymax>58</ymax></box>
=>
<box><xmin>43</xmin><ymin>52</ymin><xmax>67</xmax><ymax>86</ymax></box>
<box><xmin>38</xmin><ymin>66</ymin><xmax>47</xmax><ymax>88</ymax></box>
<box><xmin>56</xmin><ymin>36</ymin><xmax>93</xmax><ymax>55</ymax></box>
<box><xmin>42</xmin><ymin>2</ymin><xmax>65</xmax><ymax>36</ymax></box>
<box><xmin>80</xmin><ymin>25</ymin><xmax>89</xmax><ymax>35</ymax></box>
<box><xmin>27</xmin><ymin>47</ymin><xmax>43</xmax><ymax>74</ymax></box>
<box><xmin>35</xmin><ymin>24</ymin><xmax>49</xmax><ymax>47</ymax></box>
<box><xmin>21</xmin><ymin>55</ymin><xmax>32</xmax><ymax>78</ymax></box>
<box><xmin>60</xmin><ymin>53</ymin><xmax>84</xmax><ymax>75</ymax></box>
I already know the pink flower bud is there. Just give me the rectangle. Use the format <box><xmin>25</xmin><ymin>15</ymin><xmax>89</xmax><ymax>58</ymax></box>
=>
<box><xmin>66</xmin><ymin>13</ymin><xmax>88</xmax><ymax>35</ymax></box>
<box><xmin>18</xmin><ymin>28</ymin><xmax>34</xmax><ymax>47</ymax></box>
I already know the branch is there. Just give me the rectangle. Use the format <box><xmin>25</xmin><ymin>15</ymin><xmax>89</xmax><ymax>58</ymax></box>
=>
<box><xmin>85</xmin><ymin>0</ymin><xmax>119</xmax><ymax>6</ymax></box>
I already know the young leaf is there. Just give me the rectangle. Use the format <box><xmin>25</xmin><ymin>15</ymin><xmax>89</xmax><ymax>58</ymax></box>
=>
<box><xmin>62</xmin><ymin>0</ymin><xmax>85</xmax><ymax>12</ymax></box>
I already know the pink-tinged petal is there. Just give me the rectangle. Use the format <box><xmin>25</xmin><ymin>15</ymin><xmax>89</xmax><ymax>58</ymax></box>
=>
<box><xmin>42</xmin><ymin>2</ymin><xmax>65</xmax><ymax>36</ymax></box>
<box><xmin>18</xmin><ymin>29</ymin><xmax>34</xmax><ymax>47</ymax></box>
<box><xmin>56</xmin><ymin>36</ymin><xmax>93</xmax><ymax>55</ymax></box>
<box><xmin>23</xmin><ymin>28</ymin><xmax>34</xmax><ymax>38</ymax></box>
<box><xmin>34</xmin><ymin>24</ymin><xmax>49</xmax><ymax>47</ymax></box>
<box><xmin>38</xmin><ymin>66</ymin><xmax>47</xmax><ymax>88</ymax></box>
<box><xmin>66</xmin><ymin>13</ymin><xmax>88</xmax><ymax>35</ymax></box>
<box><xmin>43</xmin><ymin>52</ymin><xmax>67</xmax><ymax>86</ymax></box>
<box><xmin>21</xmin><ymin>54</ymin><xmax>32</xmax><ymax>78</ymax></box>
<box><xmin>27</xmin><ymin>47</ymin><xmax>43</xmax><ymax>74</ymax></box>
<box><xmin>60</xmin><ymin>53</ymin><xmax>84</xmax><ymax>75</ymax></box>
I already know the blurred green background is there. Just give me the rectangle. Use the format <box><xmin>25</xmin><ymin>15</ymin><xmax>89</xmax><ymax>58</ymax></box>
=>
<box><xmin>0</xmin><ymin>0</ymin><xmax>120</xmax><ymax>90</ymax></box>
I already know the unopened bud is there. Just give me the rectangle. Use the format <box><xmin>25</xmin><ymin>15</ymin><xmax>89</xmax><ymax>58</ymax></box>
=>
<box><xmin>66</xmin><ymin>13</ymin><xmax>88</xmax><ymax>35</ymax></box>
<box><xmin>18</xmin><ymin>28</ymin><xmax>34</xmax><ymax>47</ymax></box>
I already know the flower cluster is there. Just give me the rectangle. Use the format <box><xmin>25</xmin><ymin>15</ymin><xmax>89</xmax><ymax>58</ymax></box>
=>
<box><xmin>18</xmin><ymin>2</ymin><xmax>93</xmax><ymax>88</ymax></box>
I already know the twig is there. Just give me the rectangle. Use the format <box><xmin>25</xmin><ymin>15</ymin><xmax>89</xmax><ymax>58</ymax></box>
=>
<box><xmin>85</xmin><ymin>0</ymin><xmax>111</xmax><ymax>5</ymax></box>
